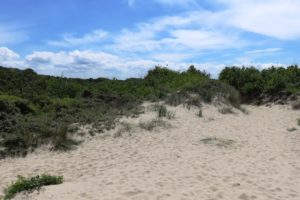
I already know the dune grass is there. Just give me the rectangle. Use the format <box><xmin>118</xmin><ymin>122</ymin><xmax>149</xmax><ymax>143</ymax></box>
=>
<box><xmin>2</xmin><ymin>174</ymin><xmax>63</xmax><ymax>200</ymax></box>
<box><xmin>200</xmin><ymin>137</ymin><xmax>235</xmax><ymax>148</ymax></box>
<box><xmin>139</xmin><ymin>118</ymin><xmax>170</xmax><ymax>131</ymax></box>
<box><xmin>287</xmin><ymin>127</ymin><xmax>297</xmax><ymax>132</ymax></box>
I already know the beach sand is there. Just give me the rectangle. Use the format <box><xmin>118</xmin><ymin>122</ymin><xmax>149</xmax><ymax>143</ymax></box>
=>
<box><xmin>0</xmin><ymin>103</ymin><xmax>299</xmax><ymax>200</ymax></box>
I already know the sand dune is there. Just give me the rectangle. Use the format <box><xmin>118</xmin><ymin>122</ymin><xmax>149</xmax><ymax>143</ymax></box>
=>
<box><xmin>0</xmin><ymin>103</ymin><xmax>299</xmax><ymax>200</ymax></box>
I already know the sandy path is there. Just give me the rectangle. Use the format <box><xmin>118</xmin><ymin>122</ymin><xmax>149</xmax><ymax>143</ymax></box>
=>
<box><xmin>0</xmin><ymin>104</ymin><xmax>299</xmax><ymax>200</ymax></box>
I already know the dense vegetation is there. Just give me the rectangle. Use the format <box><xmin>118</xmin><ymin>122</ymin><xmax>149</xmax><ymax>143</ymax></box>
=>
<box><xmin>2</xmin><ymin>174</ymin><xmax>63</xmax><ymax>200</ymax></box>
<box><xmin>0</xmin><ymin>65</ymin><xmax>217</xmax><ymax>158</ymax></box>
<box><xmin>219</xmin><ymin>65</ymin><xmax>300</xmax><ymax>102</ymax></box>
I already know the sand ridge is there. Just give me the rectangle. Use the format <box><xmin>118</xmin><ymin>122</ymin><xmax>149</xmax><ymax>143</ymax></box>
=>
<box><xmin>0</xmin><ymin>103</ymin><xmax>299</xmax><ymax>200</ymax></box>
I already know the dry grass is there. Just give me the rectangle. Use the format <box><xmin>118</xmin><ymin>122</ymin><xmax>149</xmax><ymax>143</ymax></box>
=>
<box><xmin>292</xmin><ymin>100</ymin><xmax>300</xmax><ymax>110</ymax></box>
<box><xmin>200</xmin><ymin>137</ymin><xmax>235</xmax><ymax>148</ymax></box>
<box><xmin>218</xmin><ymin>106</ymin><xmax>234</xmax><ymax>114</ymax></box>
<box><xmin>139</xmin><ymin>118</ymin><xmax>170</xmax><ymax>131</ymax></box>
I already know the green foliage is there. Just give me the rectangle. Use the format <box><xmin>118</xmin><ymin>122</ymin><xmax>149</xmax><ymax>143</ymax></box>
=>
<box><xmin>0</xmin><ymin>65</ymin><xmax>238</xmax><ymax>158</ymax></box>
<box><xmin>219</xmin><ymin>67</ymin><xmax>263</xmax><ymax>97</ymax></box>
<box><xmin>3</xmin><ymin>174</ymin><xmax>63</xmax><ymax>200</ymax></box>
<box><xmin>145</xmin><ymin>65</ymin><xmax>210</xmax><ymax>95</ymax></box>
<box><xmin>219</xmin><ymin>65</ymin><xmax>300</xmax><ymax>101</ymax></box>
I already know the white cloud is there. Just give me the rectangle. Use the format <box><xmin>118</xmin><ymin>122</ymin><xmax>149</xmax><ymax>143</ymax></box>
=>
<box><xmin>47</xmin><ymin>29</ymin><xmax>108</xmax><ymax>47</ymax></box>
<box><xmin>245</xmin><ymin>48</ymin><xmax>282</xmax><ymax>55</ymax></box>
<box><xmin>0</xmin><ymin>47</ymin><xmax>24</xmax><ymax>68</ymax></box>
<box><xmin>0</xmin><ymin>47</ymin><xmax>292</xmax><ymax>79</ymax></box>
<box><xmin>0</xmin><ymin>47</ymin><xmax>20</xmax><ymax>61</ymax></box>
<box><xmin>218</xmin><ymin>0</ymin><xmax>300</xmax><ymax>40</ymax></box>
<box><xmin>25</xmin><ymin>50</ymin><xmax>160</xmax><ymax>78</ymax></box>
<box><xmin>111</xmin><ymin>11</ymin><xmax>243</xmax><ymax>60</ymax></box>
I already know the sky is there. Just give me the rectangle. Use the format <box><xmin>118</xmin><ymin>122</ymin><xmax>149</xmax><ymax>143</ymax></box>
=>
<box><xmin>0</xmin><ymin>0</ymin><xmax>300</xmax><ymax>79</ymax></box>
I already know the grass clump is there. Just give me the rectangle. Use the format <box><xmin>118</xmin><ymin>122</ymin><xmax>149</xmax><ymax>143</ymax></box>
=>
<box><xmin>3</xmin><ymin>174</ymin><xmax>63</xmax><ymax>200</ymax></box>
<box><xmin>166</xmin><ymin>110</ymin><xmax>175</xmax><ymax>119</ymax></box>
<box><xmin>51</xmin><ymin>124</ymin><xmax>81</xmax><ymax>151</ymax></box>
<box><xmin>292</xmin><ymin>100</ymin><xmax>300</xmax><ymax>110</ymax></box>
<box><xmin>287</xmin><ymin>127</ymin><xmax>297</xmax><ymax>132</ymax></box>
<box><xmin>113</xmin><ymin>122</ymin><xmax>134</xmax><ymax>138</ymax></box>
<box><xmin>158</xmin><ymin>105</ymin><xmax>167</xmax><ymax>117</ymax></box>
<box><xmin>139</xmin><ymin>118</ymin><xmax>170</xmax><ymax>131</ymax></box>
<box><xmin>200</xmin><ymin>137</ymin><xmax>235</xmax><ymax>148</ymax></box>
<box><xmin>218</xmin><ymin>106</ymin><xmax>234</xmax><ymax>114</ymax></box>
<box><xmin>152</xmin><ymin>104</ymin><xmax>175</xmax><ymax>119</ymax></box>
<box><xmin>197</xmin><ymin>109</ymin><xmax>203</xmax><ymax>117</ymax></box>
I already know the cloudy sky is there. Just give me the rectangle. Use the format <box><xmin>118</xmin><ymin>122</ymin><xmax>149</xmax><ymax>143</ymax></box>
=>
<box><xmin>0</xmin><ymin>0</ymin><xmax>299</xmax><ymax>78</ymax></box>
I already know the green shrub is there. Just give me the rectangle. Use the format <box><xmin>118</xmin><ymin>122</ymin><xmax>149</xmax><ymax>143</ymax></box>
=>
<box><xmin>0</xmin><ymin>95</ymin><xmax>35</xmax><ymax>114</ymax></box>
<box><xmin>219</xmin><ymin>65</ymin><xmax>300</xmax><ymax>101</ymax></box>
<box><xmin>3</xmin><ymin>174</ymin><xmax>63</xmax><ymax>200</ymax></box>
<box><xmin>158</xmin><ymin>105</ymin><xmax>167</xmax><ymax>118</ymax></box>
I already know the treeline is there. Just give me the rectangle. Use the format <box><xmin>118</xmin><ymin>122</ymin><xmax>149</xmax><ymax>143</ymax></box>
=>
<box><xmin>0</xmin><ymin>65</ymin><xmax>209</xmax><ymax>100</ymax></box>
<box><xmin>219</xmin><ymin>65</ymin><xmax>300</xmax><ymax>101</ymax></box>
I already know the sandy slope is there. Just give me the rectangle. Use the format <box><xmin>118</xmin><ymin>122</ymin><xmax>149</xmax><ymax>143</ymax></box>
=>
<box><xmin>0</xmin><ymin>103</ymin><xmax>299</xmax><ymax>200</ymax></box>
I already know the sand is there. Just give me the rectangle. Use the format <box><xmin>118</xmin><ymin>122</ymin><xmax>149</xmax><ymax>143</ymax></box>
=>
<box><xmin>0</xmin><ymin>103</ymin><xmax>299</xmax><ymax>200</ymax></box>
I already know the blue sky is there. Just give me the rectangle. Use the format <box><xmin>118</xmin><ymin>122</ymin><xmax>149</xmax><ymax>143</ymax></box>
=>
<box><xmin>0</xmin><ymin>0</ymin><xmax>300</xmax><ymax>78</ymax></box>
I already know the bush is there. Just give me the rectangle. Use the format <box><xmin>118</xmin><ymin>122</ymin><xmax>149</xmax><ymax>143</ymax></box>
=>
<box><xmin>3</xmin><ymin>174</ymin><xmax>63</xmax><ymax>200</ymax></box>
<box><xmin>219</xmin><ymin>65</ymin><xmax>300</xmax><ymax>101</ymax></box>
<box><xmin>219</xmin><ymin>67</ymin><xmax>263</xmax><ymax>98</ymax></box>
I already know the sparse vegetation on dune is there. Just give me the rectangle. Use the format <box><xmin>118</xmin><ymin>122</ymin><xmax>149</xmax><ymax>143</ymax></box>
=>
<box><xmin>0</xmin><ymin>65</ymin><xmax>212</xmax><ymax>158</ymax></box>
<box><xmin>2</xmin><ymin>174</ymin><xmax>63</xmax><ymax>200</ymax></box>
<box><xmin>0</xmin><ymin>64</ymin><xmax>298</xmax><ymax>158</ymax></box>
<box><xmin>139</xmin><ymin>118</ymin><xmax>170</xmax><ymax>131</ymax></box>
